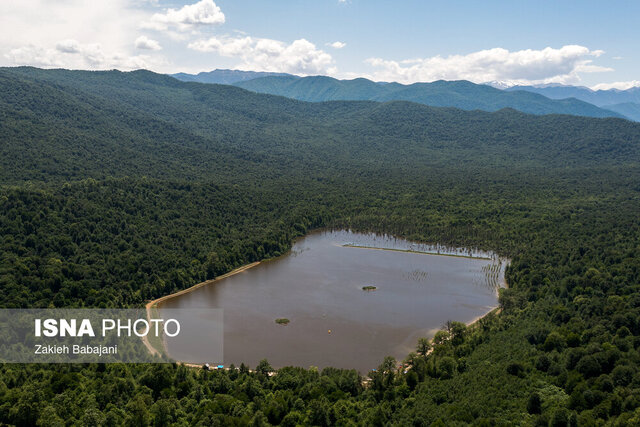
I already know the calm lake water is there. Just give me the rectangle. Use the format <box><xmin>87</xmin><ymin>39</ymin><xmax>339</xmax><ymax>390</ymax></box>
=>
<box><xmin>159</xmin><ymin>230</ymin><xmax>505</xmax><ymax>372</ymax></box>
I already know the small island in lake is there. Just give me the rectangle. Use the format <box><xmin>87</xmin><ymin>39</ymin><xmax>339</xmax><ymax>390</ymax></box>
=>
<box><xmin>275</xmin><ymin>318</ymin><xmax>290</xmax><ymax>325</ymax></box>
<box><xmin>362</xmin><ymin>285</ymin><xmax>377</xmax><ymax>291</ymax></box>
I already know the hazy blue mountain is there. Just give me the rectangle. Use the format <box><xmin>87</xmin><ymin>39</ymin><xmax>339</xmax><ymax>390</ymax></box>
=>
<box><xmin>602</xmin><ymin>102</ymin><xmax>640</xmax><ymax>122</ymax></box>
<box><xmin>506</xmin><ymin>84</ymin><xmax>640</xmax><ymax>107</ymax></box>
<box><xmin>234</xmin><ymin>75</ymin><xmax>625</xmax><ymax>119</ymax></box>
<box><xmin>172</xmin><ymin>69</ymin><xmax>293</xmax><ymax>85</ymax></box>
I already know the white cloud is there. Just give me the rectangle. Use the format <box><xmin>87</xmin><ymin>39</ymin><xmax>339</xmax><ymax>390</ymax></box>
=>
<box><xmin>0</xmin><ymin>0</ymin><xmax>170</xmax><ymax>71</ymax></box>
<box><xmin>591</xmin><ymin>80</ymin><xmax>640</xmax><ymax>91</ymax></box>
<box><xmin>56</xmin><ymin>39</ymin><xmax>81</xmax><ymax>54</ymax></box>
<box><xmin>365</xmin><ymin>45</ymin><xmax>612</xmax><ymax>85</ymax></box>
<box><xmin>0</xmin><ymin>0</ymin><xmax>631</xmax><ymax>88</ymax></box>
<box><xmin>189</xmin><ymin>35</ymin><xmax>334</xmax><ymax>75</ymax></box>
<box><xmin>135</xmin><ymin>35</ymin><xmax>162</xmax><ymax>50</ymax></box>
<box><xmin>5</xmin><ymin>41</ymin><xmax>166</xmax><ymax>70</ymax></box>
<box><xmin>0</xmin><ymin>1</ymin><xmax>141</xmax><ymax>56</ymax></box>
<box><xmin>328</xmin><ymin>41</ymin><xmax>346</xmax><ymax>49</ymax></box>
<box><xmin>143</xmin><ymin>0</ymin><xmax>225</xmax><ymax>31</ymax></box>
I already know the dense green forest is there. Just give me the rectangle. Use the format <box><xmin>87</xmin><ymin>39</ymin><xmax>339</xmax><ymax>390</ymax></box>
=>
<box><xmin>1</xmin><ymin>67</ymin><xmax>640</xmax><ymax>425</ymax></box>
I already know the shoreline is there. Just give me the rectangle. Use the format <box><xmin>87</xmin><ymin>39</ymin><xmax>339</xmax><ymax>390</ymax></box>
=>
<box><xmin>145</xmin><ymin>261</ymin><xmax>261</xmax><ymax>311</ymax></box>
<box><xmin>419</xmin><ymin>305</ymin><xmax>501</xmax><ymax>349</ymax></box>
<box><xmin>143</xmin><ymin>261</ymin><xmax>261</xmax><ymax>357</ymax></box>
<box><xmin>141</xmin><ymin>235</ymin><xmax>509</xmax><ymax>370</ymax></box>
<box><xmin>405</xmin><ymin>270</ymin><xmax>508</xmax><ymax>364</ymax></box>
<box><xmin>466</xmin><ymin>305</ymin><xmax>501</xmax><ymax>329</ymax></box>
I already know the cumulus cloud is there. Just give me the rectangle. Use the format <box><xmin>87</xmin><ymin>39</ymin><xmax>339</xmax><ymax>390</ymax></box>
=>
<box><xmin>55</xmin><ymin>39</ymin><xmax>81</xmax><ymax>54</ymax></box>
<box><xmin>0</xmin><ymin>0</ymin><xmax>170</xmax><ymax>71</ymax></box>
<box><xmin>189</xmin><ymin>35</ymin><xmax>335</xmax><ymax>75</ymax></box>
<box><xmin>143</xmin><ymin>0</ymin><xmax>225</xmax><ymax>31</ymax></box>
<box><xmin>366</xmin><ymin>45</ymin><xmax>612</xmax><ymax>85</ymax></box>
<box><xmin>0</xmin><ymin>0</ymin><xmax>628</xmax><ymax>88</ymax></box>
<box><xmin>591</xmin><ymin>80</ymin><xmax>640</xmax><ymax>91</ymax></box>
<box><xmin>5</xmin><ymin>41</ymin><xmax>166</xmax><ymax>70</ymax></box>
<box><xmin>328</xmin><ymin>41</ymin><xmax>346</xmax><ymax>49</ymax></box>
<box><xmin>135</xmin><ymin>36</ymin><xmax>162</xmax><ymax>50</ymax></box>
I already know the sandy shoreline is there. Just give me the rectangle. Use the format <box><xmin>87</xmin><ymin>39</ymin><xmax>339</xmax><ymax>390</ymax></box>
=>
<box><xmin>143</xmin><ymin>261</ymin><xmax>261</xmax><ymax>357</ymax></box>
<box><xmin>145</xmin><ymin>261</ymin><xmax>261</xmax><ymax>312</ymax></box>
<box><xmin>466</xmin><ymin>306</ymin><xmax>501</xmax><ymax>329</ymax></box>
<box><xmin>141</xmin><ymin>244</ymin><xmax>508</xmax><ymax>369</ymax></box>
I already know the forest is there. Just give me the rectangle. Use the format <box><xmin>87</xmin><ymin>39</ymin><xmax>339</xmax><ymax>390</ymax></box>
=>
<box><xmin>0</xmin><ymin>67</ymin><xmax>639</xmax><ymax>425</ymax></box>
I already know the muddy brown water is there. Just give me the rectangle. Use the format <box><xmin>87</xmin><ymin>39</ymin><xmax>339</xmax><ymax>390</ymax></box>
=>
<box><xmin>158</xmin><ymin>230</ymin><xmax>505</xmax><ymax>372</ymax></box>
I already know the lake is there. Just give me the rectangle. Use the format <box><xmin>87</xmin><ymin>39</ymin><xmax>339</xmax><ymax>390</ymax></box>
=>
<box><xmin>158</xmin><ymin>230</ymin><xmax>505</xmax><ymax>372</ymax></box>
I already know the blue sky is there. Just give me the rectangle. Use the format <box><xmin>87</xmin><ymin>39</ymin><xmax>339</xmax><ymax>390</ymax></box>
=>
<box><xmin>1</xmin><ymin>0</ymin><xmax>638</xmax><ymax>89</ymax></box>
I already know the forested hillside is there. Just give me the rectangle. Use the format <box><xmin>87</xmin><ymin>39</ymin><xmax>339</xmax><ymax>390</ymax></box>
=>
<box><xmin>2</xmin><ymin>67</ymin><xmax>638</xmax><ymax>185</ymax></box>
<box><xmin>233</xmin><ymin>75</ymin><xmax>625</xmax><ymax>119</ymax></box>
<box><xmin>1</xmin><ymin>67</ymin><xmax>639</xmax><ymax>425</ymax></box>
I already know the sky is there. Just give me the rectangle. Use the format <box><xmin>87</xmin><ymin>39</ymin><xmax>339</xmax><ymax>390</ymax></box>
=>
<box><xmin>1</xmin><ymin>0</ymin><xmax>639</xmax><ymax>90</ymax></box>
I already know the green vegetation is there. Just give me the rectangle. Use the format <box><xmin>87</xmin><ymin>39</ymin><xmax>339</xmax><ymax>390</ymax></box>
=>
<box><xmin>275</xmin><ymin>318</ymin><xmax>290</xmax><ymax>325</ymax></box>
<box><xmin>362</xmin><ymin>285</ymin><xmax>377</xmax><ymax>292</ymax></box>
<box><xmin>0</xmin><ymin>67</ymin><xmax>639</xmax><ymax>424</ymax></box>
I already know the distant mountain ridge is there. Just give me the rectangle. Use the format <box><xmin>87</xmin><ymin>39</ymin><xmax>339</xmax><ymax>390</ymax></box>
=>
<box><xmin>172</xmin><ymin>69</ymin><xmax>293</xmax><ymax>85</ymax></box>
<box><xmin>506</xmin><ymin>84</ymin><xmax>640</xmax><ymax>105</ymax></box>
<box><xmin>506</xmin><ymin>84</ymin><xmax>640</xmax><ymax>121</ymax></box>
<box><xmin>601</xmin><ymin>102</ymin><xmax>640</xmax><ymax>122</ymax></box>
<box><xmin>230</xmin><ymin>75</ymin><xmax>626</xmax><ymax>119</ymax></box>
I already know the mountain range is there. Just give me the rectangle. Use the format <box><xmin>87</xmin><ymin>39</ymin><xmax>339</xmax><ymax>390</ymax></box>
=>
<box><xmin>172</xmin><ymin>70</ymin><xmax>640</xmax><ymax>121</ymax></box>
<box><xmin>232</xmin><ymin>75</ymin><xmax>626</xmax><ymax>119</ymax></box>
<box><xmin>506</xmin><ymin>84</ymin><xmax>640</xmax><ymax>121</ymax></box>
<box><xmin>2</xmin><ymin>66</ymin><xmax>638</xmax><ymax>185</ymax></box>
<box><xmin>171</xmin><ymin>69</ymin><xmax>291</xmax><ymax>85</ymax></box>
<box><xmin>506</xmin><ymin>84</ymin><xmax>640</xmax><ymax>106</ymax></box>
